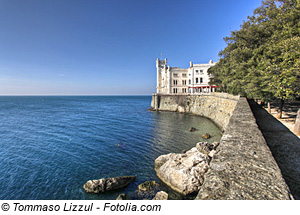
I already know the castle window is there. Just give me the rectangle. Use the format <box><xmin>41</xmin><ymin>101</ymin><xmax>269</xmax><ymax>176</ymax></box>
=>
<box><xmin>182</xmin><ymin>80</ymin><xmax>186</xmax><ymax>86</ymax></box>
<box><xmin>200</xmin><ymin>78</ymin><xmax>203</xmax><ymax>83</ymax></box>
<box><xmin>173</xmin><ymin>80</ymin><xmax>178</xmax><ymax>86</ymax></box>
<box><xmin>173</xmin><ymin>73</ymin><xmax>178</xmax><ymax>78</ymax></box>
<box><xmin>189</xmin><ymin>79</ymin><xmax>191</xmax><ymax>84</ymax></box>
<box><xmin>200</xmin><ymin>70</ymin><xmax>203</xmax><ymax>73</ymax></box>
<box><xmin>196</xmin><ymin>70</ymin><xmax>198</xmax><ymax>73</ymax></box>
<box><xmin>182</xmin><ymin>88</ymin><xmax>187</xmax><ymax>93</ymax></box>
<box><xmin>173</xmin><ymin>88</ymin><xmax>178</xmax><ymax>93</ymax></box>
<box><xmin>196</xmin><ymin>78</ymin><xmax>199</xmax><ymax>83</ymax></box>
<box><xmin>182</xmin><ymin>74</ymin><xmax>187</xmax><ymax>77</ymax></box>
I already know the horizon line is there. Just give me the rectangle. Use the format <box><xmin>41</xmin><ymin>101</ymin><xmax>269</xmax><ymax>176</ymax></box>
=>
<box><xmin>0</xmin><ymin>94</ymin><xmax>153</xmax><ymax>96</ymax></box>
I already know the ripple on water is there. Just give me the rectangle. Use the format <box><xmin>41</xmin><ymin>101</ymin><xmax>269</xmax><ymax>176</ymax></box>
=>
<box><xmin>0</xmin><ymin>96</ymin><xmax>221</xmax><ymax>199</ymax></box>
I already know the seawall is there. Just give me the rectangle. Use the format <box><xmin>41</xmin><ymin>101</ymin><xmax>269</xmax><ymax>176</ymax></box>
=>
<box><xmin>151</xmin><ymin>93</ymin><xmax>293</xmax><ymax>199</ymax></box>
<box><xmin>151</xmin><ymin>93</ymin><xmax>239</xmax><ymax>129</ymax></box>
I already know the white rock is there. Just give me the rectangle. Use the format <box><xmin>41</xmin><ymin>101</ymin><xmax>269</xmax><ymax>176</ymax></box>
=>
<box><xmin>155</xmin><ymin>146</ymin><xmax>211</xmax><ymax>195</ymax></box>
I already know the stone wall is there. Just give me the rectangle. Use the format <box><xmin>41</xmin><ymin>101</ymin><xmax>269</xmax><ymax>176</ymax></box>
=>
<box><xmin>150</xmin><ymin>93</ymin><xmax>239</xmax><ymax>129</ymax></box>
<box><xmin>196</xmin><ymin>98</ymin><xmax>292</xmax><ymax>199</ymax></box>
<box><xmin>151</xmin><ymin>93</ymin><xmax>293</xmax><ymax>199</ymax></box>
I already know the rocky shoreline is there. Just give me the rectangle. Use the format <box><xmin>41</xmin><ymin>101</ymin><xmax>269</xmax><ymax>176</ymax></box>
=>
<box><xmin>83</xmin><ymin>140</ymin><xmax>219</xmax><ymax>200</ymax></box>
<box><xmin>149</xmin><ymin>94</ymin><xmax>293</xmax><ymax>199</ymax></box>
<box><xmin>83</xmin><ymin>95</ymin><xmax>293</xmax><ymax>200</ymax></box>
<box><xmin>83</xmin><ymin>176</ymin><xmax>169</xmax><ymax>200</ymax></box>
<box><xmin>155</xmin><ymin>142</ymin><xmax>219</xmax><ymax>196</ymax></box>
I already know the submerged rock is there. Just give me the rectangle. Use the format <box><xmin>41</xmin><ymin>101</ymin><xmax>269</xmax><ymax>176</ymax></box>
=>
<box><xmin>188</xmin><ymin>127</ymin><xmax>197</xmax><ymax>132</ymax></box>
<box><xmin>116</xmin><ymin>193</ymin><xmax>130</xmax><ymax>200</ymax></box>
<box><xmin>138</xmin><ymin>181</ymin><xmax>159</xmax><ymax>192</ymax></box>
<box><xmin>202</xmin><ymin>133</ymin><xmax>211</xmax><ymax>139</ymax></box>
<box><xmin>153</xmin><ymin>191</ymin><xmax>168</xmax><ymax>200</ymax></box>
<box><xmin>134</xmin><ymin>181</ymin><xmax>161</xmax><ymax>200</ymax></box>
<box><xmin>155</xmin><ymin>142</ymin><xmax>219</xmax><ymax>195</ymax></box>
<box><xmin>83</xmin><ymin>176</ymin><xmax>136</xmax><ymax>193</ymax></box>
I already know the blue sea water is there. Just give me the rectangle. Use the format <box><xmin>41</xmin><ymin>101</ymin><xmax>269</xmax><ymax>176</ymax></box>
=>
<box><xmin>0</xmin><ymin>96</ymin><xmax>221</xmax><ymax>200</ymax></box>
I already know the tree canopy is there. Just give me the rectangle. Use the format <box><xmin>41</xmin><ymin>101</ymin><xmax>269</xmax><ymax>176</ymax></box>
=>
<box><xmin>209</xmin><ymin>0</ymin><xmax>300</xmax><ymax>107</ymax></box>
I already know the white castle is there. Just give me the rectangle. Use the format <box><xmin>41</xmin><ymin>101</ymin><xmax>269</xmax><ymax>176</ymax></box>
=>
<box><xmin>156</xmin><ymin>58</ymin><xmax>217</xmax><ymax>94</ymax></box>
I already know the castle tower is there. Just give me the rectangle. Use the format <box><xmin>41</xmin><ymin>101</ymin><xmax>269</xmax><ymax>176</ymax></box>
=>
<box><xmin>156</xmin><ymin>58</ymin><xmax>167</xmax><ymax>94</ymax></box>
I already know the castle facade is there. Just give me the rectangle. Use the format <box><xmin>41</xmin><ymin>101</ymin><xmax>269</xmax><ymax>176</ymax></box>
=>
<box><xmin>156</xmin><ymin>58</ymin><xmax>216</xmax><ymax>94</ymax></box>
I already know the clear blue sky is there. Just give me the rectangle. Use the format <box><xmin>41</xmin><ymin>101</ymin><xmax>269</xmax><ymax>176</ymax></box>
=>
<box><xmin>0</xmin><ymin>0</ymin><xmax>262</xmax><ymax>95</ymax></box>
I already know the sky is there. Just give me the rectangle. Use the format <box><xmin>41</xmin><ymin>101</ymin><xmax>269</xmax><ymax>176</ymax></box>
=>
<box><xmin>0</xmin><ymin>0</ymin><xmax>262</xmax><ymax>95</ymax></box>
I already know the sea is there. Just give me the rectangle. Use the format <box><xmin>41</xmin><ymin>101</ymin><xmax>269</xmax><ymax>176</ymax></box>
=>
<box><xmin>0</xmin><ymin>96</ymin><xmax>221</xmax><ymax>200</ymax></box>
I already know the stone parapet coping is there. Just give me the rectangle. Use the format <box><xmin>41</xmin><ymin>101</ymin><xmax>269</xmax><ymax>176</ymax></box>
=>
<box><xmin>195</xmin><ymin>97</ymin><xmax>293</xmax><ymax>200</ymax></box>
<box><xmin>150</xmin><ymin>94</ymin><xmax>292</xmax><ymax>199</ymax></box>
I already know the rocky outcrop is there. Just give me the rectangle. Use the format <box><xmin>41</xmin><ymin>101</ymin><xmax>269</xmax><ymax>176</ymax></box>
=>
<box><xmin>155</xmin><ymin>142</ymin><xmax>218</xmax><ymax>195</ymax></box>
<box><xmin>153</xmin><ymin>191</ymin><xmax>168</xmax><ymax>200</ymax></box>
<box><xmin>83</xmin><ymin>176</ymin><xmax>136</xmax><ymax>193</ymax></box>
<box><xmin>196</xmin><ymin>142</ymin><xmax>218</xmax><ymax>155</ymax></box>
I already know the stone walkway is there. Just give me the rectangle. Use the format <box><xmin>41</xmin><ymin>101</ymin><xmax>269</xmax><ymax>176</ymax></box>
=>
<box><xmin>249</xmin><ymin>100</ymin><xmax>300</xmax><ymax>200</ymax></box>
<box><xmin>265</xmin><ymin>100</ymin><xmax>300</xmax><ymax>137</ymax></box>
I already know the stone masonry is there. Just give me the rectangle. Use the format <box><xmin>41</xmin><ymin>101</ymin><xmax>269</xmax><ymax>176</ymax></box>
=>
<box><xmin>196</xmin><ymin>98</ymin><xmax>292</xmax><ymax>199</ymax></box>
<box><xmin>151</xmin><ymin>94</ymin><xmax>293</xmax><ymax>199</ymax></box>
<box><xmin>151</xmin><ymin>93</ymin><xmax>239</xmax><ymax>129</ymax></box>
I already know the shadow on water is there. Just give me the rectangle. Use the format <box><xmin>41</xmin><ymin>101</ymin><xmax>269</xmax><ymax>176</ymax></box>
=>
<box><xmin>248</xmin><ymin>99</ymin><xmax>300</xmax><ymax>199</ymax></box>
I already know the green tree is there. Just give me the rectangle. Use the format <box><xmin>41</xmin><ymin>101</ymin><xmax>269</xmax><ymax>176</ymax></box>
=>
<box><xmin>264</xmin><ymin>36</ymin><xmax>300</xmax><ymax>117</ymax></box>
<box><xmin>209</xmin><ymin>0</ymin><xmax>300</xmax><ymax>118</ymax></box>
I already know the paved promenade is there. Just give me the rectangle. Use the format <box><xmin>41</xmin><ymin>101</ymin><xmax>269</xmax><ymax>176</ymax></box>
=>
<box><xmin>249</xmin><ymin>100</ymin><xmax>300</xmax><ymax>199</ymax></box>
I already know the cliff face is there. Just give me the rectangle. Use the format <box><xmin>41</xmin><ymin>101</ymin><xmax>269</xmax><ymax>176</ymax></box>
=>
<box><xmin>151</xmin><ymin>93</ymin><xmax>293</xmax><ymax>200</ymax></box>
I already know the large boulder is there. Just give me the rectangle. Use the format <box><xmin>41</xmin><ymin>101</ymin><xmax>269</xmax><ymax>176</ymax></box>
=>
<box><xmin>83</xmin><ymin>176</ymin><xmax>136</xmax><ymax>193</ymax></box>
<box><xmin>155</xmin><ymin>142</ymin><xmax>219</xmax><ymax>195</ymax></box>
